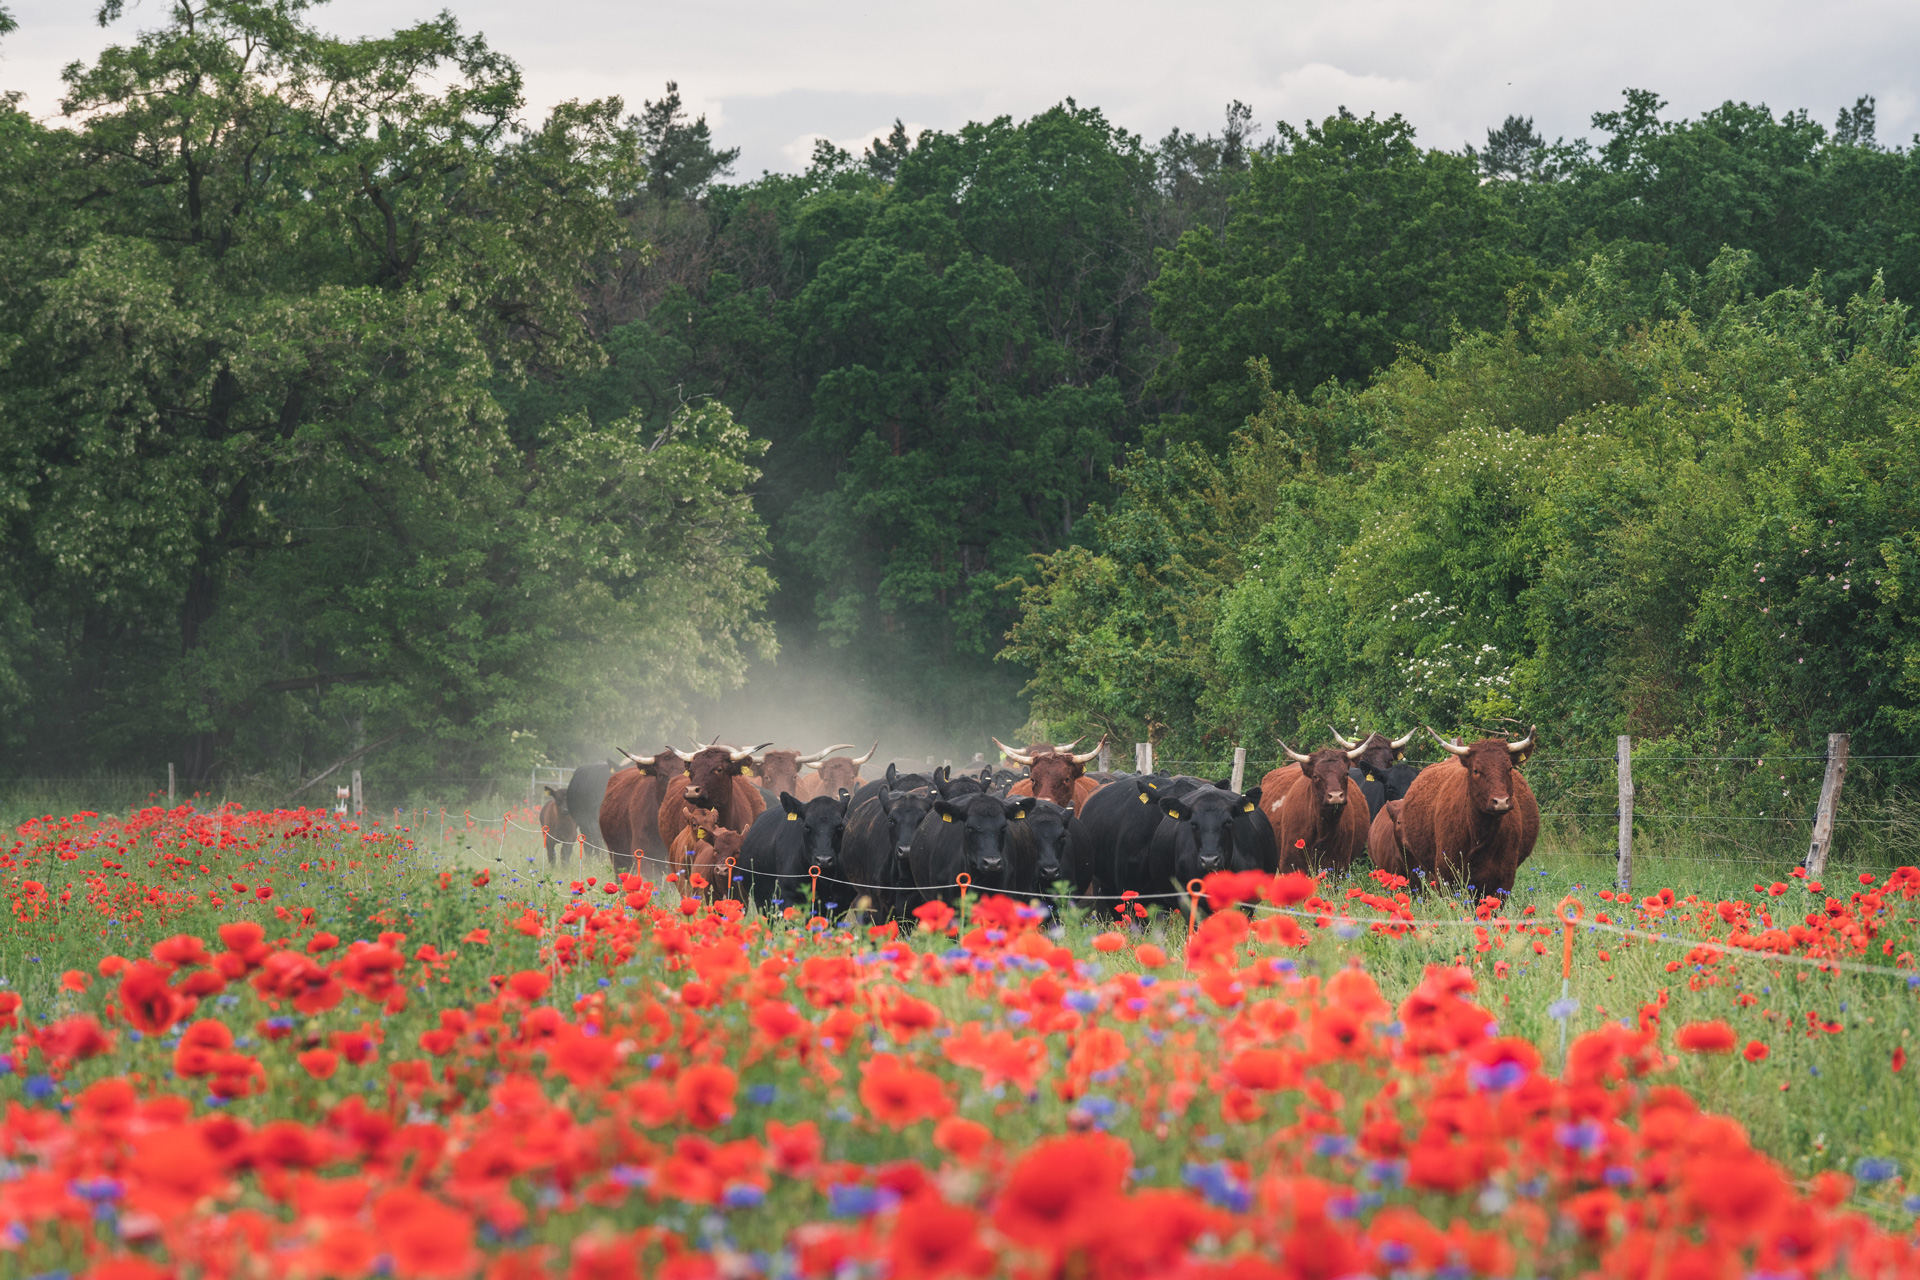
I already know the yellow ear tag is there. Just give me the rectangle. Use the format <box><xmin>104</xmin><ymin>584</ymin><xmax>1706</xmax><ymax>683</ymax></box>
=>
<box><xmin>1137</xmin><ymin>792</ymin><xmax>1149</xmax><ymax>804</ymax></box>
<box><xmin>694</xmin><ymin>828</ymin><xmax>707</xmax><ymax>840</ymax></box>
<box><xmin>1013</xmin><ymin>812</ymin><xmax>1025</xmax><ymax>821</ymax></box>
<box><xmin>941</xmin><ymin>813</ymin><xmax>954</xmax><ymax>822</ymax></box>
<box><xmin>1366</xmin><ymin>772</ymin><xmax>1375</xmax><ymax>781</ymax></box>
<box><xmin>786</xmin><ymin>813</ymin><xmax>798</xmax><ymax>821</ymax></box>
<box><xmin>1168</xmin><ymin>807</ymin><xmax>1182</xmax><ymax>819</ymax></box>
<box><xmin>1242</xmin><ymin>803</ymin><xmax>1255</xmax><ymax>813</ymax></box>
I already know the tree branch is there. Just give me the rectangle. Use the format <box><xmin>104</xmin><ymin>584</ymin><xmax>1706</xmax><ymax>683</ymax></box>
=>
<box><xmin>283</xmin><ymin>730</ymin><xmax>406</xmax><ymax>802</ymax></box>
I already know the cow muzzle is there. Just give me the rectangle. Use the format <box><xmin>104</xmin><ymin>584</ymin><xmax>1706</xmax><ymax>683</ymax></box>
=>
<box><xmin>977</xmin><ymin>856</ymin><xmax>1005</xmax><ymax>871</ymax></box>
<box><xmin>1324</xmin><ymin>793</ymin><xmax>1346</xmax><ymax>806</ymax></box>
<box><xmin>1489</xmin><ymin>797</ymin><xmax>1512</xmax><ymax>812</ymax></box>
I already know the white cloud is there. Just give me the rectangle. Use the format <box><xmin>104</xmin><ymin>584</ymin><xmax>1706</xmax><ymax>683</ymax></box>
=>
<box><xmin>4</xmin><ymin>0</ymin><xmax>1913</xmax><ymax>176</ymax></box>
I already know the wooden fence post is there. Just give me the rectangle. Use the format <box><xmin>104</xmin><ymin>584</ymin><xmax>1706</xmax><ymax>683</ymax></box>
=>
<box><xmin>351</xmin><ymin>769</ymin><xmax>363</xmax><ymax>816</ymax></box>
<box><xmin>167</xmin><ymin>763</ymin><xmax>175</xmax><ymax>806</ymax></box>
<box><xmin>1616</xmin><ymin>735</ymin><xmax>1633</xmax><ymax>894</ymax></box>
<box><xmin>1806</xmin><ymin>732</ymin><xmax>1851</xmax><ymax>878</ymax></box>
<box><xmin>1134</xmin><ymin>743</ymin><xmax>1146</xmax><ymax>774</ymax></box>
<box><xmin>1230</xmin><ymin>747</ymin><xmax>1247</xmax><ymax>793</ymax></box>
<box><xmin>1097</xmin><ymin>741</ymin><xmax>1111</xmax><ymax>773</ymax></box>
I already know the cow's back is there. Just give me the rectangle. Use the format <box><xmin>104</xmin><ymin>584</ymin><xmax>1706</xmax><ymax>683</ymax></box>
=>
<box><xmin>1255</xmin><ymin>766</ymin><xmax>1296</xmax><ymax>860</ymax></box>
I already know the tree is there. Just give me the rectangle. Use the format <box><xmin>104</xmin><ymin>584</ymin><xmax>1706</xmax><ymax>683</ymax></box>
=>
<box><xmin>1149</xmin><ymin>109</ymin><xmax>1530</xmax><ymax>451</ymax></box>
<box><xmin>634</xmin><ymin>80</ymin><xmax>739</xmax><ymax>201</ymax></box>
<box><xmin>0</xmin><ymin>1</ymin><xmax>773</xmax><ymax>780</ymax></box>
<box><xmin>1475</xmin><ymin>114</ymin><xmax>1545</xmax><ymax>178</ymax></box>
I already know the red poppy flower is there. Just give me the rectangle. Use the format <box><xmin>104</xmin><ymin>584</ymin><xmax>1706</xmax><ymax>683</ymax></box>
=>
<box><xmin>993</xmin><ymin>1132</ymin><xmax>1130</xmax><ymax>1250</ymax></box>
<box><xmin>1744</xmin><ymin>1040</ymin><xmax>1770</xmax><ymax>1063</ymax></box>
<box><xmin>675</xmin><ymin>1063</ymin><xmax>737</xmax><ymax>1129</ymax></box>
<box><xmin>1676</xmin><ymin>1020</ymin><xmax>1737</xmax><ymax>1054</ymax></box>
<box><xmin>889</xmin><ymin>1196</ymin><xmax>992</xmax><ymax>1279</ymax></box>
<box><xmin>860</xmin><ymin>1054</ymin><xmax>953</xmax><ymax>1128</ymax></box>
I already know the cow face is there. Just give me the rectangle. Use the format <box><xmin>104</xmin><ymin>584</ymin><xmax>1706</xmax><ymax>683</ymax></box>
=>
<box><xmin>933</xmin><ymin>794</ymin><xmax>1034</xmax><ymax>884</ymax></box>
<box><xmin>814</xmin><ymin>757</ymin><xmax>862</xmax><ymax>795</ymax></box>
<box><xmin>681</xmin><ymin>803</ymin><xmax>720</xmax><ymax>839</ymax></box>
<box><xmin>1458</xmin><ymin>740</ymin><xmax>1527</xmax><ymax>815</ymax></box>
<box><xmin>1348</xmin><ymin>733</ymin><xmax>1406</xmax><ymax>779</ymax></box>
<box><xmin>1023</xmin><ymin>752</ymin><xmax>1085</xmax><ymax>806</ymax></box>
<box><xmin>780</xmin><ymin>792</ymin><xmax>851</xmax><ymax>872</ymax></box>
<box><xmin>683</xmin><ymin>746</ymin><xmax>751</xmax><ymax>803</ymax></box>
<box><xmin>757</xmin><ymin>750</ymin><xmax>803</xmax><ymax>798</ymax></box>
<box><xmin>934</xmin><ymin>767</ymin><xmax>991</xmax><ymax>800</ymax></box>
<box><xmin>1160</xmin><ymin>788</ymin><xmax>1240</xmax><ymax>875</ymax></box>
<box><xmin>1022</xmin><ymin>800</ymin><xmax>1075</xmax><ymax>885</ymax></box>
<box><xmin>1295</xmin><ymin>749</ymin><xmax>1357</xmax><ymax>809</ymax></box>
<box><xmin>878</xmin><ymin>789</ymin><xmax>935</xmax><ymax>868</ymax></box>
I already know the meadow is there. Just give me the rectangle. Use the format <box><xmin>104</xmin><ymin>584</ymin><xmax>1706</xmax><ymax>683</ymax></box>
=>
<box><xmin>0</xmin><ymin>786</ymin><xmax>1916</xmax><ymax>1278</ymax></box>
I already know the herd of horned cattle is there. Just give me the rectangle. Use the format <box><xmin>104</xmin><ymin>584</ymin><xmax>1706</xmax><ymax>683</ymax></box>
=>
<box><xmin>535</xmin><ymin>727</ymin><xmax>1540</xmax><ymax>914</ymax></box>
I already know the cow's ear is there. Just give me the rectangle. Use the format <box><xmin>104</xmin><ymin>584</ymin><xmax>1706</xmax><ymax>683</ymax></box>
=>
<box><xmin>1296</xmin><ymin>760</ymin><xmax>1314</xmax><ymax>781</ymax></box>
<box><xmin>1241</xmin><ymin>785</ymin><xmax>1262</xmax><ymax>813</ymax></box>
<box><xmin>886</xmin><ymin>762</ymin><xmax>898</xmax><ymax>788</ymax></box>
<box><xmin>1004</xmin><ymin>796</ymin><xmax>1034</xmax><ymax>821</ymax></box>
<box><xmin>1213</xmin><ymin>776</ymin><xmax>1231</xmax><ymax>790</ymax></box>
<box><xmin>780</xmin><ymin>793</ymin><xmax>805</xmax><ymax>818</ymax></box>
<box><xmin>934</xmin><ymin>799</ymin><xmax>962</xmax><ymax>822</ymax></box>
<box><xmin>1158</xmin><ymin>796</ymin><xmax>1185</xmax><ymax>819</ymax></box>
<box><xmin>837</xmin><ymin>789</ymin><xmax>851</xmax><ymax>811</ymax></box>
<box><xmin>877</xmin><ymin>789</ymin><xmax>894</xmax><ymax>814</ymax></box>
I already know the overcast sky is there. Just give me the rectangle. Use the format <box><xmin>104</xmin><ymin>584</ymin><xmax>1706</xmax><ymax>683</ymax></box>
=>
<box><xmin>3</xmin><ymin>0</ymin><xmax>1915</xmax><ymax>176</ymax></box>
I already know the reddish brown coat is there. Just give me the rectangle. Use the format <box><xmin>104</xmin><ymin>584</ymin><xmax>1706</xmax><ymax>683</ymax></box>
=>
<box><xmin>1269</xmin><ymin>753</ymin><xmax>1370</xmax><ymax>874</ymax></box>
<box><xmin>797</xmin><ymin>756</ymin><xmax>865</xmax><ymax>801</ymax></box>
<box><xmin>1368</xmin><ymin>799</ymin><xmax>1407</xmax><ymax>876</ymax></box>
<box><xmin>1006</xmin><ymin>749</ymin><xmax>1101</xmax><ymax>810</ymax></box>
<box><xmin>539</xmin><ymin>787</ymin><xmax>578</xmax><ymax>864</ymax></box>
<box><xmin>1397</xmin><ymin>743</ymin><xmax>1540</xmax><ymax>894</ymax></box>
<box><xmin>657</xmin><ymin>746</ymin><xmax>766</xmax><ymax>854</ymax></box>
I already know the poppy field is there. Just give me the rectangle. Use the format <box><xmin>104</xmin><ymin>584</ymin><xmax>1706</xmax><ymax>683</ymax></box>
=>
<box><xmin>3</xmin><ymin>803</ymin><xmax>1920</xmax><ymax>1279</ymax></box>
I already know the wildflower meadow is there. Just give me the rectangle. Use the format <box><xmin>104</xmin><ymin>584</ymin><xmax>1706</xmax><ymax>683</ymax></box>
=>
<box><xmin>1</xmin><ymin>801</ymin><xmax>1919</xmax><ymax>1278</ymax></box>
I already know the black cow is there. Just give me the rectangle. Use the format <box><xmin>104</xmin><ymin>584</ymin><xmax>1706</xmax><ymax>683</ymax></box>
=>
<box><xmin>1330</xmin><ymin>728</ymin><xmax>1420</xmax><ymax>818</ymax></box>
<box><xmin>932</xmin><ymin>765</ymin><xmax>992</xmax><ymax>800</ymax></box>
<box><xmin>852</xmin><ymin>762</ymin><xmax>934</xmax><ymax>809</ymax></box>
<box><xmin>740</xmin><ymin>792</ymin><xmax>851</xmax><ymax>913</ymax></box>
<box><xmin>988</xmin><ymin>767</ymin><xmax>1028</xmax><ymax>798</ymax></box>
<box><xmin>565</xmin><ymin>761</ymin><xmax>626</xmax><ymax>859</ymax></box>
<box><xmin>841</xmin><ymin>787</ymin><xmax>935</xmax><ymax>918</ymax></box>
<box><xmin>1006</xmin><ymin>799</ymin><xmax>1091</xmax><ymax>896</ymax></box>
<box><xmin>1077</xmin><ymin>774</ymin><xmax>1173</xmax><ymax>902</ymax></box>
<box><xmin>1145</xmin><ymin>782</ymin><xmax>1272</xmax><ymax>890</ymax></box>
<box><xmin>908</xmin><ymin>792</ymin><xmax>1035</xmax><ymax>906</ymax></box>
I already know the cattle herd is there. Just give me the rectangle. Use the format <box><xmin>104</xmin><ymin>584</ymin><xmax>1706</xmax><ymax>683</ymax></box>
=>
<box><xmin>535</xmin><ymin>727</ymin><xmax>1541</xmax><ymax>915</ymax></box>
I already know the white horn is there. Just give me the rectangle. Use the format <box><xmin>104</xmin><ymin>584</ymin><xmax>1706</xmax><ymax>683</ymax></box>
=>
<box><xmin>1428</xmin><ymin>727</ymin><xmax>1471</xmax><ymax>758</ymax></box>
<box><xmin>672</xmin><ymin>746</ymin><xmax>697</xmax><ymax>761</ymax></box>
<box><xmin>796</xmin><ymin>743</ymin><xmax>856</xmax><ymax>766</ymax></box>
<box><xmin>1279</xmin><ymin>740</ymin><xmax>1312</xmax><ymax>764</ymax></box>
<box><xmin>851</xmin><ymin>741</ymin><xmax>878</xmax><ymax>766</ymax></box>
<box><xmin>1344</xmin><ymin>740</ymin><xmax>1368</xmax><ymax>761</ymax></box>
<box><xmin>730</xmin><ymin>741</ymin><xmax>774</xmax><ymax>762</ymax></box>
<box><xmin>1328</xmin><ymin>726</ymin><xmax>1359</xmax><ymax>750</ymax></box>
<box><xmin>618</xmin><ymin>747</ymin><xmax>658</xmax><ymax>767</ymax></box>
<box><xmin>993</xmin><ymin>736</ymin><xmax>1036</xmax><ymax>766</ymax></box>
<box><xmin>1506</xmin><ymin>727</ymin><xmax>1536</xmax><ymax>756</ymax></box>
<box><xmin>1068</xmin><ymin>733</ymin><xmax>1107</xmax><ymax>765</ymax></box>
<box><xmin>1052</xmin><ymin>737</ymin><xmax>1084</xmax><ymax>755</ymax></box>
<box><xmin>1389</xmin><ymin>729</ymin><xmax>1417</xmax><ymax>749</ymax></box>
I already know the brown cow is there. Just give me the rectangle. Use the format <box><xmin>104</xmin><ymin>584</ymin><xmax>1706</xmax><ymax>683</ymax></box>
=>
<box><xmin>1368</xmin><ymin>798</ymin><xmax>1408</xmax><ymax>876</ymax></box>
<box><xmin>658</xmin><ymin>742</ymin><xmax>770</xmax><ymax>856</ymax></box>
<box><xmin>1266</xmin><ymin>741</ymin><xmax>1370</xmax><ymax>874</ymax></box>
<box><xmin>690</xmin><ymin>826</ymin><xmax>745</xmax><ymax>903</ymax></box>
<box><xmin>1398</xmin><ymin>728</ymin><xmax>1540</xmax><ymax>896</ymax></box>
<box><xmin>668</xmin><ymin>802</ymin><xmax>720</xmax><ymax>878</ymax></box>
<box><xmin>596</xmin><ymin>748</ymin><xmax>688</xmax><ymax>879</ymax></box>
<box><xmin>796</xmin><ymin>743</ymin><xmax>878</xmax><ymax>801</ymax></box>
<box><xmin>758</xmin><ymin>745</ymin><xmax>854</xmax><ymax>805</ymax></box>
<box><xmin>997</xmin><ymin>735</ymin><xmax>1106</xmax><ymax>809</ymax></box>
<box><xmin>539</xmin><ymin>786</ymin><xmax>578</xmax><ymax>866</ymax></box>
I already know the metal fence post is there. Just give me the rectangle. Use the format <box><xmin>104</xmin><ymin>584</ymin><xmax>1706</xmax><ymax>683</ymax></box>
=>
<box><xmin>1806</xmin><ymin>732</ymin><xmax>1851</xmax><ymax>878</ymax></box>
<box><xmin>1616</xmin><ymin>735</ymin><xmax>1633</xmax><ymax>894</ymax></box>
<box><xmin>1230</xmin><ymin>746</ymin><xmax>1247</xmax><ymax>793</ymax></box>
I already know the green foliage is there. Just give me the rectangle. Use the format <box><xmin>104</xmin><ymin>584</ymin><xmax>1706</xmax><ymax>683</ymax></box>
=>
<box><xmin>1150</xmin><ymin>109</ymin><xmax>1532</xmax><ymax>451</ymax></box>
<box><xmin>0</xmin><ymin>2</ymin><xmax>772</xmax><ymax>781</ymax></box>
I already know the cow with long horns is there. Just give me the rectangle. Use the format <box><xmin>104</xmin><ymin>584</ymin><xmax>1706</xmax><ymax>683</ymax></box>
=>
<box><xmin>998</xmin><ymin>735</ymin><xmax>1107</xmax><ymax>809</ymax></box>
<box><xmin>1261</xmin><ymin>740</ymin><xmax>1371</xmax><ymax>874</ymax></box>
<box><xmin>1398</xmin><ymin>728</ymin><xmax>1540</xmax><ymax>895</ymax></box>
<box><xmin>796</xmin><ymin>743</ymin><xmax>879</xmax><ymax>801</ymax></box>
<box><xmin>595</xmin><ymin>747</ymin><xmax>687</xmax><ymax>878</ymax></box>
<box><xmin>756</xmin><ymin>744</ymin><xmax>855</xmax><ymax>808</ymax></box>
<box><xmin>1327</xmin><ymin>727</ymin><xmax>1420</xmax><ymax>819</ymax></box>
<box><xmin>657</xmin><ymin>742</ymin><xmax>772</xmax><ymax>858</ymax></box>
